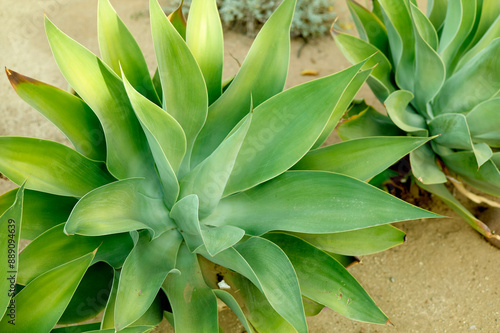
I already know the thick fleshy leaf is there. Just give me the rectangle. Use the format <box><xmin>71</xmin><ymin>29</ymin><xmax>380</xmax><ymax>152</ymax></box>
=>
<box><xmin>0</xmin><ymin>252</ymin><xmax>94</xmax><ymax>331</ymax></box>
<box><xmin>51</xmin><ymin>323</ymin><xmax>101</xmax><ymax>333</ymax></box>
<box><xmin>378</xmin><ymin>0</ymin><xmax>415</xmax><ymax>91</ymax></box>
<box><xmin>223</xmin><ymin>63</ymin><xmax>364</xmax><ymax>196</ymax></box>
<box><xmin>170</xmin><ymin>195</ymin><xmax>245</xmax><ymax>256</ymax></box>
<box><xmin>18</xmin><ymin>224</ymin><xmax>101</xmax><ymax>285</ymax></box>
<box><xmin>202</xmin><ymin>237</ymin><xmax>307</xmax><ymax>333</ymax></box>
<box><xmin>265</xmin><ymin>233</ymin><xmax>388</xmax><ymax>324</ymax></box>
<box><xmin>186</xmin><ymin>0</ymin><xmax>224</xmax><ymax>104</ymax></box>
<box><xmin>45</xmin><ymin>17</ymin><xmax>158</xmax><ymax>183</ymax></box>
<box><xmin>150</xmin><ymin>0</ymin><xmax>208</xmax><ymax>174</ymax></box>
<box><xmin>206</xmin><ymin>171</ymin><xmax>438</xmax><ymax>235</ymax></box>
<box><xmin>0</xmin><ymin>188</ymin><xmax>76</xmax><ymax>240</ymax></box>
<box><xmin>468</xmin><ymin>0</ymin><xmax>500</xmax><ymax>46</ymax></box>
<box><xmin>416</xmin><ymin>179</ymin><xmax>498</xmax><ymax>238</ymax></box>
<box><xmin>115</xmin><ymin>229</ymin><xmax>182</xmax><ymax>331</ymax></box>
<box><xmin>0</xmin><ymin>137</ymin><xmax>114</xmax><ymax>197</ymax></box>
<box><xmin>337</xmin><ymin>106</ymin><xmax>404</xmax><ymax>140</ymax></box>
<box><xmin>427</xmin><ymin>0</ymin><xmax>449</xmax><ymax>31</ymax></box>
<box><xmin>123</xmin><ymin>74</ymin><xmax>186</xmax><ymax>208</ymax></box>
<box><xmin>180</xmin><ymin>115</ymin><xmax>251</xmax><ymax>218</ymax></box>
<box><xmin>313</xmin><ymin>69</ymin><xmax>372</xmax><ymax>148</ymax></box>
<box><xmin>213</xmin><ymin>289</ymin><xmax>254</xmax><ymax>333</ymax></box>
<box><xmin>411</xmin><ymin>4</ymin><xmax>445</xmax><ymax>111</ymax></box>
<box><xmin>466</xmin><ymin>98</ymin><xmax>500</xmax><ymax>147</ymax></box>
<box><xmin>58</xmin><ymin>262</ymin><xmax>113</xmax><ymax>324</ymax></box>
<box><xmin>291</xmin><ymin>225</ymin><xmax>406</xmax><ymax>256</ymax></box>
<box><xmin>168</xmin><ymin>0</ymin><xmax>187</xmax><ymax>39</ymax></box>
<box><xmin>410</xmin><ymin>144</ymin><xmax>447</xmax><ymax>184</ymax></box>
<box><xmin>191</xmin><ymin>0</ymin><xmax>296</xmax><ymax>166</ymax></box>
<box><xmin>347</xmin><ymin>0</ymin><xmax>389</xmax><ymax>54</ymax></box>
<box><xmin>224</xmin><ymin>272</ymin><xmax>295</xmax><ymax>332</ymax></box>
<box><xmin>294</xmin><ymin>136</ymin><xmax>430</xmax><ymax>181</ymax></box>
<box><xmin>6</xmin><ymin>69</ymin><xmax>105</xmax><ymax>161</ymax></box>
<box><xmin>384</xmin><ymin>90</ymin><xmax>427</xmax><ymax>134</ymax></box>
<box><xmin>163</xmin><ymin>244</ymin><xmax>219</xmax><ymax>333</ymax></box>
<box><xmin>98</xmin><ymin>0</ymin><xmax>160</xmax><ymax>105</ymax></box>
<box><xmin>0</xmin><ymin>185</ymin><xmax>23</xmax><ymax>318</ymax></box>
<box><xmin>433</xmin><ymin>38</ymin><xmax>500</xmax><ymax>114</ymax></box>
<box><xmin>428</xmin><ymin>113</ymin><xmax>473</xmax><ymax>150</ymax></box>
<box><xmin>473</xmin><ymin>143</ymin><xmax>493</xmax><ymax>168</ymax></box>
<box><xmin>65</xmin><ymin>179</ymin><xmax>174</xmax><ymax>237</ymax></box>
<box><xmin>333</xmin><ymin>33</ymin><xmax>393</xmax><ymax>92</ymax></box>
<box><xmin>437</xmin><ymin>0</ymin><xmax>476</xmax><ymax>73</ymax></box>
<box><xmin>101</xmin><ymin>270</ymin><xmax>120</xmax><ymax>329</ymax></box>
<box><xmin>303</xmin><ymin>297</ymin><xmax>325</xmax><ymax>316</ymax></box>
<box><xmin>411</xmin><ymin>4</ymin><xmax>439</xmax><ymax>50</ymax></box>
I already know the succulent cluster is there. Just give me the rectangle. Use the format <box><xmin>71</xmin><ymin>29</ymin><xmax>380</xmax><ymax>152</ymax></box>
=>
<box><xmin>335</xmin><ymin>0</ymin><xmax>500</xmax><ymax>240</ymax></box>
<box><xmin>0</xmin><ymin>0</ymin><xmax>438</xmax><ymax>332</ymax></box>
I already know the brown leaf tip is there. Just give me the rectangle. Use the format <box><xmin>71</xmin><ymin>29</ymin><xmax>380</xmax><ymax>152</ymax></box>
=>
<box><xmin>5</xmin><ymin>68</ymin><xmax>39</xmax><ymax>89</ymax></box>
<box><xmin>386</xmin><ymin>319</ymin><xmax>395</xmax><ymax>327</ymax></box>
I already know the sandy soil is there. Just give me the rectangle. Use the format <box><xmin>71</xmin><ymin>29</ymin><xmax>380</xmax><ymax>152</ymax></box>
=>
<box><xmin>1</xmin><ymin>0</ymin><xmax>499</xmax><ymax>332</ymax></box>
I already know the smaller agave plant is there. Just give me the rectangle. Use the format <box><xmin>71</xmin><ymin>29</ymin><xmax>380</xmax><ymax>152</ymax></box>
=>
<box><xmin>334</xmin><ymin>0</ymin><xmax>500</xmax><ymax>243</ymax></box>
<box><xmin>0</xmin><ymin>0</ymin><xmax>437</xmax><ymax>332</ymax></box>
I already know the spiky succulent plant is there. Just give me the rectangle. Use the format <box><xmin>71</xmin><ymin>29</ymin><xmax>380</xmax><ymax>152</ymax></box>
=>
<box><xmin>334</xmin><ymin>0</ymin><xmax>500</xmax><ymax>241</ymax></box>
<box><xmin>0</xmin><ymin>0</ymin><xmax>438</xmax><ymax>332</ymax></box>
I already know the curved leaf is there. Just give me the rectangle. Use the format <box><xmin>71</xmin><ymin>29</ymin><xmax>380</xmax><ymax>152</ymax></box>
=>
<box><xmin>45</xmin><ymin>17</ymin><xmax>158</xmax><ymax>184</ymax></box>
<box><xmin>123</xmin><ymin>73</ymin><xmax>186</xmax><ymax>209</ymax></box>
<box><xmin>115</xmin><ymin>229</ymin><xmax>182</xmax><ymax>331</ymax></box>
<box><xmin>291</xmin><ymin>225</ymin><xmax>406</xmax><ymax>256</ymax></box>
<box><xmin>206</xmin><ymin>171</ymin><xmax>438</xmax><ymax>236</ymax></box>
<box><xmin>0</xmin><ymin>252</ymin><xmax>94</xmax><ymax>331</ymax></box>
<box><xmin>167</xmin><ymin>0</ymin><xmax>186</xmax><ymax>39</ymax></box>
<box><xmin>98</xmin><ymin>0</ymin><xmax>160</xmax><ymax>105</ymax></box>
<box><xmin>0</xmin><ymin>188</ymin><xmax>76</xmax><ymax>240</ymax></box>
<box><xmin>410</xmin><ymin>144</ymin><xmax>447</xmax><ymax>184</ymax></box>
<box><xmin>191</xmin><ymin>0</ymin><xmax>296</xmax><ymax>166</ymax></box>
<box><xmin>411</xmin><ymin>3</ymin><xmax>439</xmax><ymax>50</ymax></box>
<box><xmin>223</xmin><ymin>63</ymin><xmax>365</xmax><ymax>196</ymax></box>
<box><xmin>65</xmin><ymin>179</ymin><xmax>174</xmax><ymax>237</ymax></box>
<box><xmin>213</xmin><ymin>289</ymin><xmax>254</xmax><ymax>333</ymax></box>
<box><xmin>347</xmin><ymin>0</ymin><xmax>389</xmax><ymax>54</ymax></box>
<box><xmin>0</xmin><ymin>185</ymin><xmax>23</xmax><ymax>318</ymax></box>
<box><xmin>427</xmin><ymin>0</ymin><xmax>448</xmax><ymax>31</ymax></box>
<box><xmin>467</xmin><ymin>0</ymin><xmax>500</xmax><ymax>48</ymax></box>
<box><xmin>293</xmin><ymin>136</ymin><xmax>430</xmax><ymax>181</ymax></box>
<box><xmin>58</xmin><ymin>262</ymin><xmax>114</xmax><ymax>324</ymax></box>
<box><xmin>466</xmin><ymin>98</ymin><xmax>500</xmax><ymax>147</ymax></box>
<box><xmin>186</xmin><ymin>0</ymin><xmax>224</xmax><ymax>104</ymax></box>
<box><xmin>384</xmin><ymin>90</ymin><xmax>427</xmax><ymax>134</ymax></box>
<box><xmin>150</xmin><ymin>0</ymin><xmax>208</xmax><ymax>175</ymax></box>
<box><xmin>6</xmin><ymin>69</ymin><xmax>105</xmax><ymax>161</ymax></box>
<box><xmin>265</xmin><ymin>233</ymin><xmax>388</xmax><ymax>324</ymax></box>
<box><xmin>428</xmin><ymin>113</ymin><xmax>473</xmax><ymax>149</ymax></box>
<box><xmin>51</xmin><ymin>323</ymin><xmax>101</xmax><ymax>333</ymax></box>
<box><xmin>163</xmin><ymin>244</ymin><xmax>219</xmax><ymax>333</ymax></box>
<box><xmin>0</xmin><ymin>137</ymin><xmax>114</xmax><ymax>197</ymax></box>
<box><xmin>337</xmin><ymin>106</ymin><xmax>403</xmax><ymax>140</ymax></box>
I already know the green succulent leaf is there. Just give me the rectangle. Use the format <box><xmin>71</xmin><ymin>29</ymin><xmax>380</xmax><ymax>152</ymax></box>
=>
<box><xmin>98</xmin><ymin>0</ymin><xmax>160</xmax><ymax>105</ymax></box>
<box><xmin>58</xmin><ymin>262</ymin><xmax>114</xmax><ymax>324</ymax></box>
<box><xmin>191</xmin><ymin>0</ymin><xmax>296</xmax><ymax>166</ymax></box>
<box><xmin>384</xmin><ymin>90</ymin><xmax>427</xmax><ymax>134</ymax></box>
<box><xmin>180</xmin><ymin>114</ymin><xmax>251</xmax><ymax>218</ymax></box>
<box><xmin>163</xmin><ymin>244</ymin><xmax>219</xmax><ymax>333</ymax></box>
<box><xmin>213</xmin><ymin>289</ymin><xmax>254</xmax><ymax>333</ymax></box>
<box><xmin>6</xmin><ymin>69</ymin><xmax>105</xmax><ymax>161</ymax></box>
<box><xmin>337</xmin><ymin>106</ymin><xmax>404</xmax><ymax>140</ymax></box>
<box><xmin>427</xmin><ymin>0</ymin><xmax>449</xmax><ymax>31</ymax></box>
<box><xmin>186</xmin><ymin>0</ymin><xmax>224</xmax><ymax>104</ymax></box>
<box><xmin>167</xmin><ymin>0</ymin><xmax>187</xmax><ymax>39</ymax></box>
<box><xmin>0</xmin><ymin>252</ymin><xmax>94</xmax><ymax>331</ymax></box>
<box><xmin>51</xmin><ymin>323</ymin><xmax>101</xmax><ymax>333</ymax></box>
<box><xmin>0</xmin><ymin>188</ymin><xmax>76</xmax><ymax>240</ymax></box>
<box><xmin>303</xmin><ymin>297</ymin><xmax>325</xmax><ymax>316</ymax></box>
<box><xmin>115</xmin><ymin>229</ymin><xmax>182</xmax><ymax>331</ymax></box>
<box><xmin>45</xmin><ymin>17</ymin><xmax>158</xmax><ymax>184</ymax></box>
<box><xmin>265</xmin><ymin>233</ymin><xmax>388</xmax><ymax>324</ymax></box>
<box><xmin>208</xmin><ymin>171</ymin><xmax>438</xmax><ymax>235</ymax></box>
<box><xmin>0</xmin><ymin>184</ymin><xmax>23</xmax><ymax>318</ymax></box>
<box><xmin>223</xmin><ymin>62</ymin><xmax>365</xmax><ymax>196</ymax></box>
<box><xmin>150</xmin><ymin>0</ymin><xmax>208</xmax><ymax>175</ymax></box>
<box><xmin>472</xmin><ymin>143</ymin><xmax>493</xmax><ymax>168</ymax></box>
<box><xmin>467</xmin><ymin>0</ymin><xmax>500</xmax><ymax>48</ymax></box>
<box><xmin>347</xmin><ymin>0</ymin><xmax>389</xmax><ymax>54</ymax></box>
<box><xmin>203</xmin><ymin>237</ymin><xmax>307</xmax><ymax>333</ymax></box>
<box><xmin>433</xmin><ymin>38</ymin><xmax>500</xmax><ymax>115</ymax></box>
<box><xmin>428</xmin><ymin>113</ymin><xmax>473</xmax><ymax>150</ymax></box>
<box><xmin>294</xmin><ymin>136</ymin><xmax>430</xmax><ymax>181</ymax></box>
<box><xmin>410</xmin><ymin>144</ymin><xmax>447</xmax><ymax>184</ymax></box>
<box><xmin>65</xmin><ymin>179</ymin><xmax>174</xmax><ymax>237</ymax></box>
<box><xmin>466</xmin><ymin>98</ymin><xmax>500</xmax><ymax>147</ymax></box>
<box><xmin>291</xmin><ymin>225</ymin><xmax>406</xmax><ymax>256</ymax></box>
<box><xmin>224</xmin><ymin>272</ymin><xmax>295</xmax><ymax>332</ymax></box>
<box><xmin>0</xmin><ymin>137</ymin><xmax>114</xmax><ymax>197</ymax></box>
<box><xmin>411</xmin><ymin>3</ymin><xmax>439</xmax><ymax>50</ymax></box>
<box><xmin>123</xmin><ymin>73</ymin><xmax>186</xmax><ymax>209</ymax></box>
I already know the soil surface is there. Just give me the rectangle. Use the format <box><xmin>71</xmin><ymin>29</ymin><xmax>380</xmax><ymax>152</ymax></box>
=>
<box><xmin>1</xmin><ymin>0</ymin><xmax>499</xmax><ymax>332</ymax></box>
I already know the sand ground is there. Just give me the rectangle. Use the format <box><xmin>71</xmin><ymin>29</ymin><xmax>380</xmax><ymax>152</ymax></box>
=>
<box><xmin>1</xmin><ymin>0</ymin><xmax>499</xmax><ymax>332</ymax></box>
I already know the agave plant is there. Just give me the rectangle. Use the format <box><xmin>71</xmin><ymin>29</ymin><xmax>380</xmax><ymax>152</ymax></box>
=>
<box><xmin>334</xmin><ymin>0</ymin><xmax>500</xmax><ymax>242</ymax></box>
<box><xmin>0</xmin><ymin>0</ymin><xmax>438</xmax><ymax>332</ymax></box>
